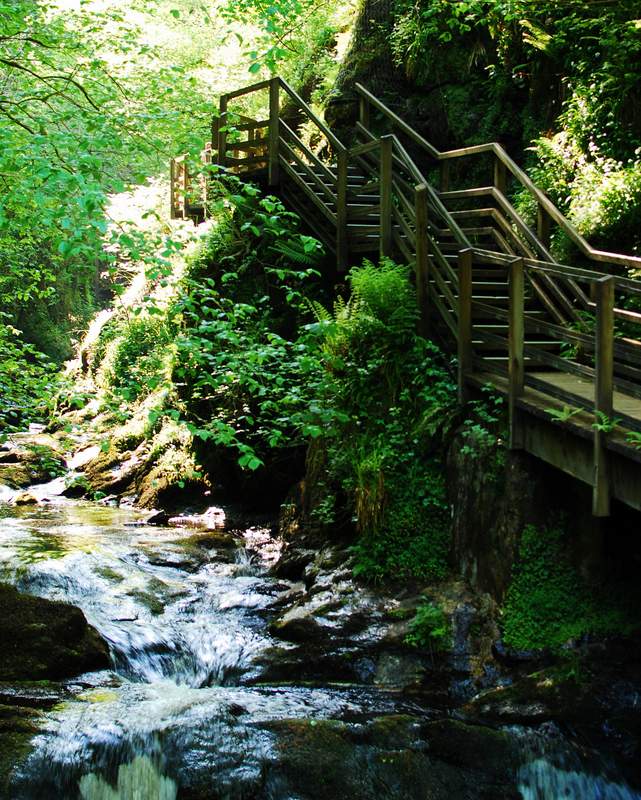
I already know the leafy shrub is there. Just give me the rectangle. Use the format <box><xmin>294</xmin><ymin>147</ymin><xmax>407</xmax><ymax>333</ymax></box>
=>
<box><xmin>0</xmin><ymin>317</ymin><xmax>57</xmax><ymax>431</ymax></box>
<box><xmin>98</xmin><ymin>316</ymin><xmax>173</xmax><ymax>403</ymax></box>
<box><xmin>309</xmin><ymin>259</ymin><xmax>457</xmax><ymax>583</ymax></box>
<box><xmin>405</xmin><ymin>600</ymin><xmax>450</xmax><ymax>651</ymax></box>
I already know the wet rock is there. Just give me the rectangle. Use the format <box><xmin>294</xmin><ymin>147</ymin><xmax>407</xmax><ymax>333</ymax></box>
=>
<box><xmin>374</xmin><ymin>652</ymin><xmax>426</xmax><ymax>690</ymax></box>
<box><xmin>423</xmin><ymin>719</ymin><xmax>518</xmax><ymax>778</ymax></box>
<box><xmin>492</xmin><ymin>638</ymin><xmax>552</xmax><ymax>669</ymax></box>
<box><xmin>270</xmin><ymin>546</ymin><xmax>314</xmax><ymax>580</ymax></box>
<box><xmin>0</xmin><ymin>435</ymin><xmax>66</xmax><ymax>490</ymax></box>
<box><xmin>0</xmin><ymin>703</ymin><xmax>42</xmax><ymax>799</ymax></box>
<box><xmin>11</xmin><ymin>492</ymin><xmax>38</xmax><ymax>506</ymax></box>
<box><xmin>0</xmin><ymin>683</ymin><xmax>62</xmax><ymax>711</ymax></box>
<box><xmin>177</xmin><ymin>531</ymin><xmax>238</xmax><ymax>549</ymax></box>
<box><xmin>168</xmin><ymin>506</ymin><xmax>226</xmax><ymax>531</ymax></box>
<box><xmin>464</xmin><ymin>666</ymin><xmax>594</xmax><ymax>725</ymax></box>
<box><xmin>269</xmin><ymin>604</ymin><xmax>326</xmax><ymax>642</ymax></box>
<box><xmin>262</xmin><ymin>716</ymin><xmax>520</xmax><ymax>800</ymax></box>
<box><xmin>146</xmin><ymin>510</ymin><xmax>171</xmax><ymax>525</ymax></box>
<box><xmin>0</xmin><ymin>583</ymin><xmax>110</xmax><ymax>681</ymax></box>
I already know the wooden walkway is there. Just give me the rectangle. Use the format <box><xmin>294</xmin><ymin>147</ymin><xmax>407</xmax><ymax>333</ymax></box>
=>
<box><xmin>171</xmin><ymin>76</ymin><xmax>641</xmax><ymax>517</ymax></box>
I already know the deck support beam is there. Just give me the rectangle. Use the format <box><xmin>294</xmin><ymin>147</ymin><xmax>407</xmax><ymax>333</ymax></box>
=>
<box><xmin>508</xmin><ymin>257</ymin><xmax>525</xmax><ymax>449</ymax></box>
<box><xmin>336</xmin><ymin>147</ymin><xmax>349</xmax><ymax>272</ymax></box>
<box><xmin>593</xmin><ymin>276</ymin><xmax>615</xmax><ymax>516</ymax></box>
<box><xmin>217</xmin><ymin>95</ymin><xmax>228</xmax><ymax>169</ymax></box>
<box><xmin>415</xmin><ymin>184</ymin><xmax>430</xmax><ymax>337</ymax></box>
<box><xmin>380</xmin><ymin>135</ymin><xmax>393</xmax><ymax>258</ymax></box>
<box><xmin>268</xmin><ymin>78</ymin><xmax>280</xmax><ymax>186</ymax></box>
<box><xmin>457</xmin><ymin>248</ymin><xmax>473</xmax><ymax>404</ymax></box>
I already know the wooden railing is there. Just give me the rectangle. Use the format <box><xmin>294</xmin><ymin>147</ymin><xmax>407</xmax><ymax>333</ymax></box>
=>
<box><xmin>171</xmin><ymin>76</ymin><xmax>641</xmax><ymax>516</ymax></box>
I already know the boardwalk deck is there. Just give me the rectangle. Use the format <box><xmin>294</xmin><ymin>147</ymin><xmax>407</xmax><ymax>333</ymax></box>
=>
<box><xmin>171</xmin><ymin>76</ymin><xmax>641</xmax><ymax>517</ymax></box>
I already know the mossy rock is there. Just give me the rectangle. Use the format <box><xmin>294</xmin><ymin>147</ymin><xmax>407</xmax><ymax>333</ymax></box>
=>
<box><xmin>0</xmin><ymin>583</ymin><xmax>110</xmax><ymax>681</ymax></box>
<box><xmin>464</xmin><ymin>663</ymin><xmax>598</xmax><ymax>726</ymax></box>
<box><xmin>263</xmin><ymin>716</ymin><xmax>520</xmax><ymax>800</ymax></box>
<box><xmin>0</xmin><ymin>437</ymin><xmax>66</xmax><ymax>490</ymax></box>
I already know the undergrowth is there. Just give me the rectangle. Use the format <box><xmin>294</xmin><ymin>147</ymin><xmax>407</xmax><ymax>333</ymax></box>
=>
<box><xmin>307</xmin><ymin>259</ymin><xmax>458</xmax><ymax>583</ymax></box>
<box><xmin>502</xmin><ymin>523</ymin><xmax>641</xmax><ymax>651</ymax></box>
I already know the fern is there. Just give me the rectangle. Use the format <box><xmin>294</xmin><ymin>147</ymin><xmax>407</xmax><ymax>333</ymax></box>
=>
<box><xmin>271</xmin><ymin>237</ymin><xmax>321</xmax><ymax>266</ymax></box>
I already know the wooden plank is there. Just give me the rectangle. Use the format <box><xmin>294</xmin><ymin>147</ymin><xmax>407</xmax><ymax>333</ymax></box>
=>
<box><xmin>440</xmin><ymin>161</ymin><xmax>450</xmax><ymax>192</ymax></box>
<box><xmin>537</xmin><ymin>204</ymin><xmax>552</xmax><ymax>250</ymax></box>
<box><xmin>509</xmin><ymin>258</ymin><xmax>525</xmax><ymax>448</ymax></box>
<box><xmin>494</xmin><ymin>158</ymin><xmax>507</xmax><ymax>195</ymax></box>
<box><xmin>233</xmin><ymin>119</ymin><xmax>270</xmax><ymax>131</ymax></box>
<box><xmin>458</xmin><ymin>249</ymin><xmax>474</xmax><ymax>402</ymax></box>
<box><xmin>222</xmin><ymin>78</ymin><xmax>272</xmax><ymax>101</ymax></box>
<box><xmin>226</xmin><ymin>137</ymin><xmax>269</xmax><ymax>152</ymax></box>
<box><xmin>593</xmin><ymin>277</ymin><xmax>614</xmax><ymax>516</ymax></box>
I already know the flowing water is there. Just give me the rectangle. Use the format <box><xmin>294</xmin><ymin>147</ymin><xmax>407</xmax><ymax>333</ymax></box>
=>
<box><xmin>1</xmin><ymin>494</ymin><xmax>640</xmax><ymax>799</ymax></box>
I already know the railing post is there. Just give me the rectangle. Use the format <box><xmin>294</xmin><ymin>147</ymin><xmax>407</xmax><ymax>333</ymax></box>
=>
<box><xmin>508</xmin><ymin>257</ymin><xmax>525</xmax><ymax>449</ymax></box>
<box><xmin>268</xmin><ymin>78</ymin><xmax>280</xmax><ymax>187</ymax></box>
<box><xmin>170</xmin><ymin>158</ymin><xmax>177</xmax><ymax>219</ymax></box>
<box><xmin>181</xmin><ymin>159</ymin><xmax>189</xmax><ymax>219</ymax></box>
<box><xmin>458</xmin><ymin>248</ymin><xmax>474</xmax><ymax>403</ymax></box>
<box><xmin>494</xmin><ymin>156</ymin><xmax>507</xmax><ymax>195</ymax></box>
<box><xmin>537</xmin><ymin>204</ymin><xmax>551</xmax><ymax>250</ymax></box>
<box><xmin>439</xmin><ymin>160</ymin><xmax>450</xmax><ymax>193</ymax></box>
<box><xmin>336</xmin><ymin>146</ymin><xmax>349</xmax><ymax>273</ymax></box>
<box><xmin>415</xmin><ymin>184</ymin><xmax>430</xmax><ymax>337</ymax></box>
<box><xmin>380</xmin><ymin>135</ymin><xmax>393</xmax><ymax>258</ymax></box>
<box><xmin>359</xmin><ymin>95</ymin><xmax>370</xmax><ymax>130</ymax></box>
<box><xmin>593</xmin><ymin>275</ymin><xmax>614</xmax><ymax>517</ymax></box>
<box><xmin>217</xmin><ymin>95</ymin><xmax>228</xmax><ymax>169</ymax></box>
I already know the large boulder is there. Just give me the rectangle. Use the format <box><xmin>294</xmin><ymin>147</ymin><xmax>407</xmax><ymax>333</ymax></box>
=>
<box><xmin>0</xmin><ymin>583</ymin><xmax>110</xmax><ymax>681</ymax></box>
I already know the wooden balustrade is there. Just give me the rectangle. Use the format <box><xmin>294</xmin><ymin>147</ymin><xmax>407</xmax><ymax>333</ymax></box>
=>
<box><xmin>172</xmin><ymin>76</ymin><xmax>641</xmax><ymax>514</ymax></box>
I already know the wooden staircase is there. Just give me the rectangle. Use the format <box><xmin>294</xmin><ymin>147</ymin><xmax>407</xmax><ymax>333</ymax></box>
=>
<box><xmin>171</xmin><ymin>76</ymin><xmax>641</xmax><ymax>517</ymax></box>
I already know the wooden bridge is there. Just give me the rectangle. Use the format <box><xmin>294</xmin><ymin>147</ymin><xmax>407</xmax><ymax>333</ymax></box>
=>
<box><xmin>171</xmin><ymin>76</ymin><xmax>641</xmax><ymax>517</ymax></box>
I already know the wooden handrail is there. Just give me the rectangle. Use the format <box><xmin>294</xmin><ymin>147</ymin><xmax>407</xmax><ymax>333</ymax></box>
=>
<box><xmin>178</xmin><ymin>76</ymin><xmax>641</xmax><ymax>515</ymax></box>
<box><xmin>355</xmin><ymin>83</ymin><xmax>440</xmax><ymax>159</ymax></box>
<box><xmin>355</xmin><ymin>82</ymin><xmax>641</xmax><ymax>271</ymax></box>
<box><xmin>277</xmin><ymin>77</ymin><xmax>345</xmax><ymax>153</ymax></box>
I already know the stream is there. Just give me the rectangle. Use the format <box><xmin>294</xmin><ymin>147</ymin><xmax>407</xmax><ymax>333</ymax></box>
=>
<box><xmin>1</xmin><ymin>493</ymin><xmax>640</xmax><ymax>799</ymax></box>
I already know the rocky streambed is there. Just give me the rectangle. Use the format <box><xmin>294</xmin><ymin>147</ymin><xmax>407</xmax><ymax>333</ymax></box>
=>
<box><xmin>1</xmin><ymin>456</ymin><xmax>641</xmax><ymax>797</ymax></box>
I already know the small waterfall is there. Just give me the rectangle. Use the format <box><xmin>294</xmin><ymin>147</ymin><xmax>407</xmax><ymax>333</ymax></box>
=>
<box><xmin>512</xmin><ymin>725</ymin><xmax>641</xmax><ymax>800</ymax></box>
<box><xmin>518</xmin><ymin>758</ymin><xmax>641</xmax><ymax>800</ymax></box>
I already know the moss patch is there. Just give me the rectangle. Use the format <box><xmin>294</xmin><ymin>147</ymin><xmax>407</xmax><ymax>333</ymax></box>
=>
<box><xmin>502</xmin><ymin>524</ymin><xmax>641</xmax><ymax>651</ymax></box>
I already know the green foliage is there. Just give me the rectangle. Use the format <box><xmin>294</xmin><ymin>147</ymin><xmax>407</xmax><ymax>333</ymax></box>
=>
<box><xmin>546</xmin><ymin>405</ymin><xmax>581</xmax><ymax>424</ymax></box>
<box><xmin>100</xmin><ymin>316</ymin><xmax>174</xmax><ymax>404</ymax></box>
<box><xmin>502</xmin><ymin>523</ymin><xmax>639</xmax><ymax>651</ymax></box>
<box><xmin>308</xmin><ymin>259</ymin><xmax>457</xmax><ymax>583</ymax></box>
<box><xmin>0</xmin><ymin>318</ymin><xmax>56</xmax><ymax>431</ymax></box>
<box><xmin>405</xmin><ymin>600</ymin><xmax>450</xmax><ymax>651</ymax></box>
<box><xmin>390</xmin><ymin>0</ymin><xmax>641</xmax><ymax>261</ymax></box>
<box><xmin>161</xmin><ymin>175</ymin><xmax>327</xmax><ymax>470</ymax></box>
